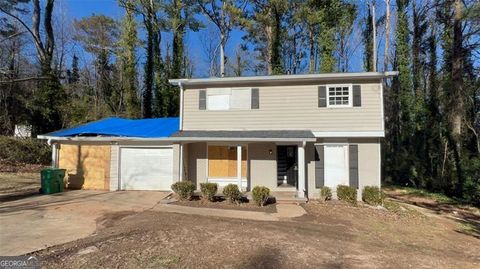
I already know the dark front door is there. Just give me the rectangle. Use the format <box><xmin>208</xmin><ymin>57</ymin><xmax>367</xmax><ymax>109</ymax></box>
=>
<box><xmin>277</xmin><ymin>146</ymin><xmax>298</xmax><ymax>188</ymax></box>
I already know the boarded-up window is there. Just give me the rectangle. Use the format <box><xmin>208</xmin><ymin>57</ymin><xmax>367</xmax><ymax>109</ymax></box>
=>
<box><xmin>206</xmin><ymin>88</ymin><xmax>252</xmax><ymax>110</ymax></box>
<box><xmin>230</xmin><ymin>89</ymin><xmax>251</xmax><ymax>109</ymax></box>
<box><xmin>208</xmin><ymin>146</ymin><xmax>247</xmax><ymax>178</ymax></box>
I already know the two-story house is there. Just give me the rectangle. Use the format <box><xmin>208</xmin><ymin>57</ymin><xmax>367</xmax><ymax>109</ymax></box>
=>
<box><xmin>169</xmin><ymin>72</ymin><xmax>397</xmax><ymax>199</ymax></box>
<box><xmin>40</xmin><ymin>72</ymin><xmax>396</xmax><ymax>200</ymax></box>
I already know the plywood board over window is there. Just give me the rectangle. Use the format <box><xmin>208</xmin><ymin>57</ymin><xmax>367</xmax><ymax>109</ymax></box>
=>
<box><xmin>208</xmin><ymin>146</ymin><xmax>247</xmax><ymax>178</ymax></box>
<box><xmin>58</xmin><ymin>144</ymin><xmax>111</xmax><ymax>190</ymax></box>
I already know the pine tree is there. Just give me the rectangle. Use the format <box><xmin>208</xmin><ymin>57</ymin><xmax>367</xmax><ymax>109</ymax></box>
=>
<box><xmin>69</xmin><ymin>54</ymin><xmax>80</xmax><ymax>84</ymax></box>
<box><xmin>363</xmin><ymin>4</ymin><xmax>373</xmax><ymax>72</ymax></box>
<box><xmin>318</xmin><ymin>0</ymin><xmax>341</xmax><ymax>73</ymax></box>
<box><xmin>119</xmin><ymin>0</ymin><xmax>140</xmax><ymax>118</ymax></box>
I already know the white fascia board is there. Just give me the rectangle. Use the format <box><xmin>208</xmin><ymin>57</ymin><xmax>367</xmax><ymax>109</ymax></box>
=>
<box><xmin>313</xmin><ymin>131</ymin><xmax>385</xmax><ymax>138</ymax></box>
<box><xmin>171</xmin><ymin>137</ymin><xmax>317</xmax><ymax>142</ymax></box>
<box><xmin>169</xmin><ymin>72</ymin><xmax>398</xmax><ymax>87</ymax></box>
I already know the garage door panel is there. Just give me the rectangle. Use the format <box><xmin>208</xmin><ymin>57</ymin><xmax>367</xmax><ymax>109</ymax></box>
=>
<box><xmin>121</xmin><ymin>147</ymin><xmax>173</xmax><ymax>191</ymax></box>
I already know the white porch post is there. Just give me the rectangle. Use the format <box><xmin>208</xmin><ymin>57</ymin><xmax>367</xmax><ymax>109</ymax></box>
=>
<box><xmin>179</xmin><ymin>143</ymin><xmax>184</xmax><ymax>181</ymax></box>
<box><xmin>237</xmin><ymin>145</ymin><xmax>242</xmax><ymax>190</ymax></box>
<box><xmin>297</xmin><ymin>142</ymin><xmax>306</xmax><ymax>198</ymax></box>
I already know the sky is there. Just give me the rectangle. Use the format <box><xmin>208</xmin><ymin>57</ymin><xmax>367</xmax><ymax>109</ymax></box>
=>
<box><xmin>59</xmin><ymin>0</ymin><xmax>401</xmax><ymax>78</ymax></box>
<box><xmin>63</xmin><ymin>0</ymin><xmax>253</xmax><ymax>78</ymax></box>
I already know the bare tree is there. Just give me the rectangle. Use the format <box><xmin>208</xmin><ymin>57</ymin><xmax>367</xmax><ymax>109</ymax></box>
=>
<box><xmin>0</xmin><ymin>0</ymin><xmax>56</xmax><ymax>74</ymax></box>
<box><xmin>197</xmin><ymin>0</ymin><xmax>248</xmax><ymax>77</ymax></box>
<box><xmin>199</xmin><ymin>25</ymin><xmax>220</xmax><ymax>77</ymax></box>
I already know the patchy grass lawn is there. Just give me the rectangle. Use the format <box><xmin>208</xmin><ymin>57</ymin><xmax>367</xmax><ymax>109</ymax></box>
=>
<box><xmin>383</xmin><ymin>186</ymin><xmax>480</xmax><ymax>240</ymax></box>
<box><xmin>384</xmin><ymin>185</ymin><xmax>458</xmax><ymax>203</ymax></box>
<box><xmin>35</xmin><ymin>199</ymin><xmax>480</xmax><ymax>269</ymax></box>
<box><xmin>0</xmin><ymin>172</ymin><xmax>41</xmax><ymax>202</ymax></box>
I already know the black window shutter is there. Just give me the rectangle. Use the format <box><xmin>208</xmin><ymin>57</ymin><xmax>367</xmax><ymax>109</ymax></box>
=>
<box><xmin>353</xmin><ymin>85</ymin><xmax>361</xmax><ymax>107</ymax></box>
<box><xmin>199</xmin><ymin>90</ymin><xmax>206</xmax><ymax>110</ymax></box>
<box><xmin>315</xmin><ymin>145</ymin><xmax>324</xmax><ymax>188</ymax></box>
<box><xmin>251</xmin><ymin>88</ymin><xmax>259</xmax><ymax>109</ymax></box>
<box><xmin>318</xmin><ymin>86</ymin><xmax>327</xmax><ymax>107</ymax></box>
<box><xmin>349</xmin><ymin>145</ymin><xmax>359</xmax><ymax>188</ymax></box>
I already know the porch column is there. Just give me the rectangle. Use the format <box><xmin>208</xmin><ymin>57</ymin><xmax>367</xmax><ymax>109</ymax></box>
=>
<box><xmin>237</xmin><ymin>145</ymin><xmax>242</xmax><ymax>190</ymax></box>
<box><xmin>297</xmin><ymin>142</ymin><xmax>306</xmax><ymax>198</ymax></box>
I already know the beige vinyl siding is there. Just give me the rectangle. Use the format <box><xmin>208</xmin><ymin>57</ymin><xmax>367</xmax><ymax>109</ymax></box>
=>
<box><xmin>187</xmin><ymin>142</ymin><xmax>207</xmax><ymax>189</ymax></box>
<box><xmin>248</xmin><ymin>142</ymin><xmax>277</xmax><ymax>190</ymax></box>
<box><xmin>183</xmin><ymin>83</ymin><xmax>382</xmax><ymax>132</ymax></box>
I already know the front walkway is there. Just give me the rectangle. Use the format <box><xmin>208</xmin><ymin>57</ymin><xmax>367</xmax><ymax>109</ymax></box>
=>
<box><xmin>153</xmin><ymin>203</ymin><xmax>306</xmax><ymax>221</ymax></box>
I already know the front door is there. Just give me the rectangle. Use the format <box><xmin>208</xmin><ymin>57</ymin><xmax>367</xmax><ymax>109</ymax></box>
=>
<box><xmin>277</xmin><ymin>146</ymin><xmax>298</xmax><ymax>188</ymax></box>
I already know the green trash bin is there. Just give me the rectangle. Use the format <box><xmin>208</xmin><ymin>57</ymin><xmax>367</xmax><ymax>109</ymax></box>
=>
<box><xmin>41</xmin><ymin>168</ymin><xmax>66</xmax><ymax>194</ymax></box>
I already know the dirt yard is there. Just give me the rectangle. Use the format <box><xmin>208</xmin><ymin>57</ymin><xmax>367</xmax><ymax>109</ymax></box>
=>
<box><xmin>0</xmin><ymin>172</ymin><xmax>41</xmax><ymax>202</ymax></box>
<box><xmin>2</xmin><ymin>173</ymin><xmax>479</xmax><ymax>268</ymax></box>
<box><xmin>36</xmin><ymin>202</ymin><xmax>479</xmax><ymax>268</ymax></box>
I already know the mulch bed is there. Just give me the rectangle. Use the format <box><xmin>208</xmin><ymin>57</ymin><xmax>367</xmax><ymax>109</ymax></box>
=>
<box><xmin>172</xmin><ymin>195</ymin><xmax>277</xmax><ymax>213</ymax></box>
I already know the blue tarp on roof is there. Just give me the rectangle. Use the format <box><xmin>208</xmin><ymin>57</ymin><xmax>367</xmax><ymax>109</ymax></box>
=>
<box><xmin>44</xmin><ymin>117</ymin><xmax>179</xmax><ymax>138</ymax></box>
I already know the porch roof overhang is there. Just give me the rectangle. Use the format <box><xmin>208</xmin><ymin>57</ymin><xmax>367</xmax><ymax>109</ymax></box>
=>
<box><xmin>170</xmin><ymin>130</ymin><xmax>316</xmax><ymax>142</ymax></box>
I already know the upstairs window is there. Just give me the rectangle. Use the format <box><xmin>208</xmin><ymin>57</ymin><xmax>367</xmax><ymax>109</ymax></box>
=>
<box><xmin>207</xmin><ymin>88</ymin><xmax>251</xmax><ymax>110</ymax></box>
<box><xmin>327</xmin><ymin>85</ymin><xmax>352</xmax><ymax>107</ymax></box>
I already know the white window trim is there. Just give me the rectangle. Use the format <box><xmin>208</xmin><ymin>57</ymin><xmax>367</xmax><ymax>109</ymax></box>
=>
<box><xmin>206</xmin><ymin>87</ymin><xmax>252</xmax><ymax>111</ymax></box>
<box><xmin>326</xmin><ymin>84</ymin><xmax>353</xmax><ymax>108</ymax></box>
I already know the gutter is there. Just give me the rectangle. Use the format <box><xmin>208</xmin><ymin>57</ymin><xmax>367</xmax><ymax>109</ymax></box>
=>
<box><xmin>168</xmin><ymin>72</ymin><xmax>399</xmax><ymax>86</ymax></box>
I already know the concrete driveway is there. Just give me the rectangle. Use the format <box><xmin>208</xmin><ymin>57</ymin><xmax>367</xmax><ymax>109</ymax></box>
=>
<box><xmin>0</xmin><ymin>190</ymin><xmax>169</xmax><ymax>255</ymax></box>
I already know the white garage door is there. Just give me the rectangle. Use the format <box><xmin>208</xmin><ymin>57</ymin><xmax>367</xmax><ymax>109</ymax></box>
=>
<box><xmin>120</xmin><ymin>147</ymin><xmax>173</xmax><ymax>191</ymax></box>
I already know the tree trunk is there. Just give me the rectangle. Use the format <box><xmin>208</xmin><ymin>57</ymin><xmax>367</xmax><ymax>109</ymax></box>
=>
<box><xmin>220</xmin><ymin>33</ymin><xmax>225</xmax><ymax>77</ymax></box>
<box><xmin>451</xmin><ymin>0</ymin><xmax>464</xmax><ymax>194</ymax></box>
<box><xmin>372</xmin><ymin>0</ymin><xmax>377</xmax><ymax>72</ymax></box>
<box><xmin>309</xmin><ymin>26</ymin><xmax>315</xmax><ymax>73</ymax></box>
<box><xmin>383</xmin><ymin>0</ymin><xmax>390</xmax><ymax>71</ymax></box>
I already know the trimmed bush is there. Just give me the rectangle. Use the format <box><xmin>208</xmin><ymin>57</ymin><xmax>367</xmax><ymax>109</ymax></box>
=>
<box><xmin>223</xmin><ymin>184</ymin><xmax>242</xmax><ymax>204</ymax></box>
<box><xmin>252</xmin><ymin>186</ymin><xmax>270</xmax><ymax>207</ymax></box>
<box><xmin>320</xmin><ymin>186</ymin><xmax>332</xmax><ymax>201</ymax></box>
<box><xmin>362</xmin><ymin>186</ymin><xmax>385</xmax><ymax>206</ymax></box>
<box><xmin>171</xmin><ymin>181</ymin><xmax>196</xmax><ymax>200</ymax></box>
<box><xmin>200</xmin><ymin>182</ymin><xmax>218</xmax><ymax>201</ymax></box>
<box><xmin>337</xmin><ymin>185</ymin><xmax>357</xmax><ymax>205</ymax></box>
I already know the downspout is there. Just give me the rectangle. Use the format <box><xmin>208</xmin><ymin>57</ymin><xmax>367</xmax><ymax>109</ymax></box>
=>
<box><xmin>177</xmin><ymin>81</ymin><xmax>184</xmax><ymax>131</ymax></box>
<box><xmin>47</xmin><ymin>138</ymin><xmax>59</xmax><ymax>168</ymax></box>
<box><xmin>178</xmin><ymin>81</ymin><xmax>184</xmax><ymax>181</ymax></box>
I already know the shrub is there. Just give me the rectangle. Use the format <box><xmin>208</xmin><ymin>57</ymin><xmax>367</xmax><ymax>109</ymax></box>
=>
<box><xmin>362</xmin><ymin>186</ymin><xmax>385</xmax><ymax>206</ymax></box>
<box><xmin>200</xmin><ymin>182</ymin><xmax>218</xmax><ymax>201</ymax></box>
<box><xmin>320</xmin><ymin>186</ymin><xmax>332</xmax><ymax>201</ymax></box>
<box><xmin>223</xmin><ymin>184</ymin><xmax>242</xmax><ymax>204</ymax></box>
<box><xmin>337</xmin><ymin>185</ymin><xmax>357</xmax><ymax>205</ymax></box>
<box><xmin>0</xmin><ymin>136</ymin><xmax>51</xmax><ymax>164</ymax></box>
<box><xmin>171</xmin><ymin>181</ymin><xmax>196</xmax><ymax>200</ymax></box>
<box><xmin>252</xmin><ymin>186</ymin><xmax>270</xmax><ymax>206</ymax></box>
